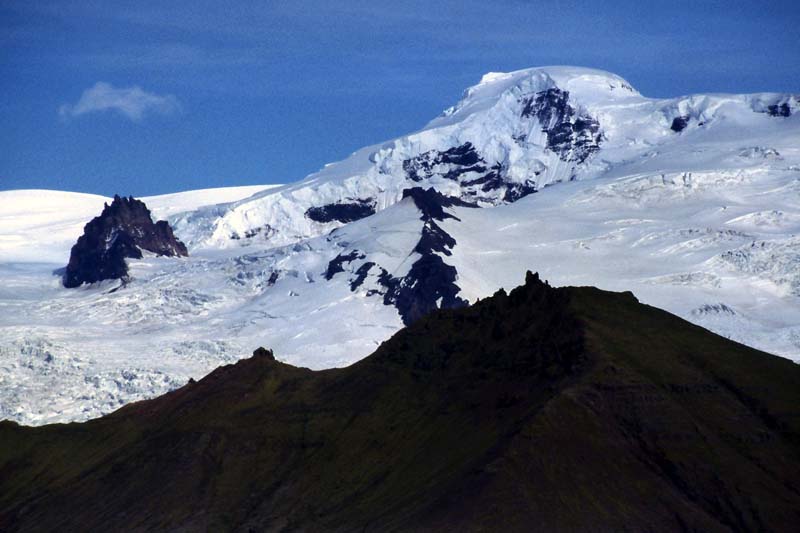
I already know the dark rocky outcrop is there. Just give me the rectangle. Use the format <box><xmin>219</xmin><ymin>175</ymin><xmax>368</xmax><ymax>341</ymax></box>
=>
<box><xmin>402</xmin><ymin>142</ymin><xmax>486</xmax><ymax>183</ymax></box>
<box><xmin>503</xmin><ymin>181</ymin><xmax>538</xmax><ymax>202</ymax></box>
<box><xmin>376</xmin><ymin>253</ymin><xmax>467</xmax><ymax>325</ymax></box>
<box><xmin>520</xmin><ymin>88</ymin><xmax>602</xmax><ymax>163</ymax></box>
<box><xmin>402</xmin><ymin>144</ymin><xmax>540</xmax><ymax>204</ymax></box>
<box><xmin>460</xmin><ymin>164</ymin><xmax>538</xmax><ymax>203</ymax></box>
<box><xmin>4</xmin><ymin>273</ymin><xmax>800</xmax><ymax>531</ymax></box>
<box><xmin>767</xmin><ymin>102</ymin><xmax>791</xmax><ymax>117</ymax></box>
<box><xmin>62</xmin><ymin>195</ymin><xmax>187</xmax><ymax>288</ymax></box>
<box><xmin>252</xmin><ymin>346</ymin><xmax>275</xmax><ymax>360</ymax></box>
<box><xmin>305</xmin><ymin>198</ymin><xmax>376</xmax><ymax>224</ymax></box>
<box><xmin>691</xmin><ymin>302</ymin><xmax>736</xmax><ymax>316</ymax></box>
<box><xmin>400</xmin><ymin>186</ymin><xmax>476</xmax><ymax>220</ymax></box>
<box><xmin>325</xmin><ymin>250</ymin><xmax>365</xmax><ymax>280</ymax></box>
<box><xmin>349</xmin><ymin>261</ymin><xmax>375</xmax><ymax>291</ymax></box>
<box><xmin>378</xmin><ymin>189</ymin><xmax>469</xmax><ymax>323</ymax></box>
<box><xmin>670</xmin><ymin>115</ymin><xmax>690</xmax><ymax>132</ymax></box>
<box><xmin>461</xmin><ymin>163</ymin><xmax>504</xmax><ymax>189</ymax></box>
<box><xmin>345</xmin><ymin>188</ymin><xmax>470</xmax><ymax>324</ymax></box>
<box><xmin>230</xmin><ymin>224</ymin><xmax>276</xmax><ymax>241</ymax></box>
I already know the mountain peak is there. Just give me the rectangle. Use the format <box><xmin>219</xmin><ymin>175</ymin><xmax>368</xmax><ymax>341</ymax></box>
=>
<box><xmin>476</xmin><ymin>66</ymin><xmax>638</xmax><ymax>92</ymax></box>
<box><xmin>478</xmin><ymin>71</ymin><xmax>512</xmax><ymax>84</ymax></box>
<box><xmin>442</xmin><ymin>66</ymin><xmax>640</xmax><ymax>123</ymax></box>
<box><xmin>63</xmin><ymin>195</ymin><xmax>188</xmax><ymax>288</ymax></box>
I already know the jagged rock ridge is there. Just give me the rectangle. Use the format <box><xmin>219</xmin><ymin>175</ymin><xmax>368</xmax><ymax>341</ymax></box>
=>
<box><xmin>63</xmin><ymin>195</ymin><xmax>188</xmax><ymax>288</ymax></box>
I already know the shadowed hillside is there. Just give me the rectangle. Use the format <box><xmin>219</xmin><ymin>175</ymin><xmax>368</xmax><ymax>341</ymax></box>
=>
<box><xmin>1</xmin><ymin>272</ymin><xmax>799</xmax><ymax>531</ymax></box>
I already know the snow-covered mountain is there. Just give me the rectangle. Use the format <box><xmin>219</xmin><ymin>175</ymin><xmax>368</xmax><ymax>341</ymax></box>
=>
<box><xmin>2</xmin><ymin>66</ymin><xmax>799</xmax><ymax>425</ymax></box>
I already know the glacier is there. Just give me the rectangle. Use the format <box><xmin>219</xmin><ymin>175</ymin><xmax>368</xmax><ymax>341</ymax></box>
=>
<box><xmin>1</xmin><ymin>66</ymin><xmax>799</xmax><ymax>425</ymax></box>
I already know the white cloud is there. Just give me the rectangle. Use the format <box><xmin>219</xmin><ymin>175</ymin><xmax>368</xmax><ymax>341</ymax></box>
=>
<box><xmin>59</xmin><ymin>82</ymin><xmax>181</xmax><ymax>122</ymax></box>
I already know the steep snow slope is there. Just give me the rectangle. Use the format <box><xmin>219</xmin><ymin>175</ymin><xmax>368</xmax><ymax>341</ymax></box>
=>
<box><xmin>1</xmin><ymin>66</ymin><xmax>799</xmax><ymax>425</ymax></box>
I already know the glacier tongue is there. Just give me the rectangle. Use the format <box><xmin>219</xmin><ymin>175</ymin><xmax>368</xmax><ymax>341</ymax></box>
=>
<box><xmin>2</xmin><ymin>66</ymin><xmax>800</xmax><ymax>425</ymax></box>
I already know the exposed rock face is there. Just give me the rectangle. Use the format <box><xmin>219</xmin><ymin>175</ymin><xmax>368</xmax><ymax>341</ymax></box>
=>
<box><xmin>336</xmin><ymin>187</ymin><xmax>472</xmax><ymax>325</ymax></box>
<box><xmin>305</xmin><ymin>199</ymin><xmax>376</xmax><ymax>224</ymax></box>
<box><xmin>403</xmin><ymin>142</ymin><xmax>487</xmax><ymax>182</ymax></box>
<box><xmin>691</xmin><ymin>303</ymin><xmax>736</xmax><ymax>316</ymax></box>
<box><xmin>401</xmin><ymin>144</ymin><xmax>538</xmax><ymax>205</ymax></box>
<box><xmin>767</xmin><ymin>102</ymin><xmax>791</xmax><ymax>117</ymax></box>
<box><xmin>252</xmin><ymin>347</ymin><xmax>275</xmax><ymax>360</ymax></box>
<box><xmin>324</xmin><ymin>250</ymin><xmax>365</xmax><ymax>280</ymax></box>
<box><xmin>63</xmin><ymin>195</ymin><xmax>188</xmax><ymax>288</ymax></box>
<box><xmin>229</xmin><ymin>224</ymin><xmax>276</xmax><ymax>241</ymax></box>
<box><xmin>400</xmin><ymin>185</ymin><xmax>477</xmax><ymax>218</ymax></box>
<box><xmin>520</xmin><ymin>88</ymin><xmax>602</xmax><ymax>163</ymax></box>
<box><xmin>670</xmin><ymin>115</ymin><xmax>690</xmax><ymax>132</ymax></box>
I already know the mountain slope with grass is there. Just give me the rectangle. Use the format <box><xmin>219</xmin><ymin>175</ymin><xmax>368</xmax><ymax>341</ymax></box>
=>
<box><xmin>1</xmin><ymin>273</ymin><xmax>799</xmax><ymax>531</ymax></box>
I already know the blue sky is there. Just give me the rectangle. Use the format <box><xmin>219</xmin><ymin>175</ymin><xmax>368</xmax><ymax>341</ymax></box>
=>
<box><xmin>2</xmin><ymin>0</ymin><xmax>799</xmax><ymax>196</ymax></box>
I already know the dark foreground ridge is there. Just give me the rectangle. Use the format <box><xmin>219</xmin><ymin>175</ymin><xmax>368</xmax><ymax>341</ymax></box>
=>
<box><xmin>2</xmin><ymin>273</ymin><xmax>800</xmax><ymax>531</ymax></box>
<box><xmin>63</xmin><ymin>195</ymin><xmax>188</xmax><ymax>288</ymax></box>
